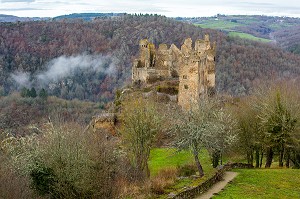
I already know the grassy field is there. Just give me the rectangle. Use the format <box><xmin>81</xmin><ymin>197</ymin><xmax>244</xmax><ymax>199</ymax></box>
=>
<box><xmin>213</xmin><ymin>169</ymin><xmax>300</xmax><ymax>199</ymax></box>
<box><xmin>149</xmin><ymin>148</ymin><xmax>193</xmax><ymax>176</ymax></box>
<box><xmin>149</xmin><ymin>148</ymin><xmax>216</xmax><ymax>197</ymax></box>
<box><xmin>228</xmin><ymin>32</ymin><xmax>272</xmax><ymax>43</ymax></box>
<box><xmin>194</xmin><ymin>20</ymin><xmax>243</xmax><ymax>31</ymax></box>
<box><xmin>149</xmin><ymin>148</ymin><xmax>213</xmax><ymax>176</ymax></box>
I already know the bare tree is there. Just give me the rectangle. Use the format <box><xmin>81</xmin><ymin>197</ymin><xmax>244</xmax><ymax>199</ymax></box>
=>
<box><xmin>119</xmin><ymin>97</ymin><xmax>163</xmax><ymax>179</ymax></box>
<box><xmin>174</xmin><ymin>97</ymin><xmax>237</xmax><ymax>177</ymax></box>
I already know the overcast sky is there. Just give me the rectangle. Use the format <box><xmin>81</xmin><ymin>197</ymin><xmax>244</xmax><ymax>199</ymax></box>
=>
<box><xmin>0</xmin><ymin>0</ymin><xmax>300</xmax><ymax>18</ymax></box>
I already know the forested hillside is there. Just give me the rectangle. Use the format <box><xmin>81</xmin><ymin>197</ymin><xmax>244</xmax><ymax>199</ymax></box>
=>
<box><xmin>273</xmin><ymin>25</ymin><xmax>300</xmax><ymax>54</ymax></box>
<box><xmin>183</xmin><ymin>15</ymin><xmax>300</xmax><ymax>54</ymax></box>
<box><xmin>1</xmin><ymin>14</ymin><xmax>300</xmax><ymax>102</ymax></box>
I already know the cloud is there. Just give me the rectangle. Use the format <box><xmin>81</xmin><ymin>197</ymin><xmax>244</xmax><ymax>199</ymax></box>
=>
<box><xmin>0</xmin><ymin>8</ymin><xmax>44</xmax><ymax>11</ymax></box>
<box><xmin>1</xmin><ymin>0</ymin><xmax>300</xmax><ymax>19</ymax></box>
<box><xmin>1</xmin><ymin>0</ymin><xmax>35</xmax><ymax>2</ymax></box>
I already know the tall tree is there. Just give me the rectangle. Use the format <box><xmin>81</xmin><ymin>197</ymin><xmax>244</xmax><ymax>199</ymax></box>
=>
<box><xmin>174</xmin><ymin>98</ymin><xmax>237</xmax><ymax>177</ymax></box>
<box><xmin>119</xmin><ymin>97</ymin><xmax>162</xmax><ymax>179</ymax></box>
<box><xmin>256</xmin><ymin>87</ymin><xmax>299</xmax><ymax>168</ymax></box>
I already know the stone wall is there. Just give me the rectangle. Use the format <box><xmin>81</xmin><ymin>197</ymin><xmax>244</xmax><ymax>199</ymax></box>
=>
<box><xmin>170</xmin><ymin>163</ymin><xmax>254</xmax><ymax>199</ymax></box>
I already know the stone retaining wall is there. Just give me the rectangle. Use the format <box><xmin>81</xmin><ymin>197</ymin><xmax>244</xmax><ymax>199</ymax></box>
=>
<box><xmin>170</xmin><ymin>163</ymin><xmax>253</xmax><ymax>199</ymax></box>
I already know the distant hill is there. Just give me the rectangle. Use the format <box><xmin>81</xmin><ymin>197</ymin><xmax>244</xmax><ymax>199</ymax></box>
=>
<box><xmin>53</xmin><ymin>13</ymin><xmax>125</xmax><ymax>21</ymax></box>
<box><xmin>178</xmin><ymin>15</ymin><xmax>300</xmax><ymax>54</ymax></box>
<box><xmin>0</xmin><ymin>14</ymin><xmax>49</xmax><ymax>22</ymax></box>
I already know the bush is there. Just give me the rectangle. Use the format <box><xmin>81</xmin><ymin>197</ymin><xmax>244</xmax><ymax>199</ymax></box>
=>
<box><xmin>0</xmin><ymin>157</ymin><xmax>33</xmax><ymax>199</ymax></box>
<box><xmin>4</xmin><ymin>122</ymin><xmax>120</xmax><ymax>198</ymax></box>
<box><xmin>177</xmin><ymin>164</ymin><xmax>197</xmax><ymax>177</ymax></box>
<box><xmin>156</xmin><ymin>85</ymin><xmax>178</xmax><ymax>95</ymax></box>
<box><xmin>150</xmin><ymin>168</ymin><xmax>178</xmax><ymax>194</ymax></box>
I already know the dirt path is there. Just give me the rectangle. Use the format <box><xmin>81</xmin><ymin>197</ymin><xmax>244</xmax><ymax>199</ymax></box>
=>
<box><xmin>195</xmin><ymin>171</ymin><xmax>238</xmax><ymax>199</ymax></box>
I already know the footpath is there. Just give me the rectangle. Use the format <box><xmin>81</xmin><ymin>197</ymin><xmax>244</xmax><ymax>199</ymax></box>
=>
<box><xmin>195</xmin><ymin>171</ymin><xmax>238</xmax><ymax>199</ymax></box>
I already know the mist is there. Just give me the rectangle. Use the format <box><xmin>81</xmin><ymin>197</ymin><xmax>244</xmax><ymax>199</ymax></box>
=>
<box><xmin>11</xmin><ymin>71</ymin><xmax>31</xmax><ymax>88</ymax></box>
<box><xmin>11</xmin><ymin>54</ymin><xmax>116</xmax><ymax>88</ymax></box>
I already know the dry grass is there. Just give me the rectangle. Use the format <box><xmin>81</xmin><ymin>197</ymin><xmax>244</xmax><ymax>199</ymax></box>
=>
<box><xmin>150</xmin><ymin>168</ymin><xmax>178</xmax><ymax>194</ymax></box>
<box><xmin>0</xmin><ymin>156</ymin><xmax>34</xmax><ymax>199</ymax></box>
<box><xmin>117</xmin><ymin>179</ymin><xmax>140</xmax><ymax>198</ymax></box>
<box><xmin>177</xmin><ymin>163</ymin><xmax>198</xmax><ymax>177</ymax></box>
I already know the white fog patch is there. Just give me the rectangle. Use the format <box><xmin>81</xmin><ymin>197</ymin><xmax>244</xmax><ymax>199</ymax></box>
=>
<box><xmin>11</xmin><ymin>71</ymin><xmax>31</xmax><ymax>87</ymax></box>
<box><xmin>37</xmin><ymin>54</ymin><xmax>116</xmax><ymax>84</ymax></box>
<box><xmin>10</xmin><ymin>54</ymin><xmax>116</xmax><ymax>88</ymax></box>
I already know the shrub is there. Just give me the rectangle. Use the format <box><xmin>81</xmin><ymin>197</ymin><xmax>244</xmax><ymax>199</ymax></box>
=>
<box><xmin>4</xmin><ymin>122</ymin><xmax>120</xmax><ymax>198</ymax></box>
<box><xmin>0</xmin><ymin>157</ymin><xmax>33</xmax><ymax>199</ymax></box>
<box><xmin>177</xmin><ymin>163</ymin><xmax>197</xmax><ymax>177</ymax></box>
<box><xmin>156</xmin><ymin>85</ymin><xmax>178</xmax><ymax>95</ymax></box>
<box><xmin>150</xmin><ymin>168</ymin><xmax>178</xmax><ymax>194</ymax></box>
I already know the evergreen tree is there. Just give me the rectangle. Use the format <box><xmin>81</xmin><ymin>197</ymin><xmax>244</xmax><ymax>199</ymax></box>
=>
<box><xmin>30</xmin><ymin>87</ymin><xmax>37</xmax><ymax>98</ymax></box>
<box><xmin>20</xmin><ymin>87</ymin><xmax>30</xmax><ymax>97</ymax></box>
<box><xmin>38</xmin><ymin>88</ymin><xmax>48</xmax><ymax>100</ymax></box>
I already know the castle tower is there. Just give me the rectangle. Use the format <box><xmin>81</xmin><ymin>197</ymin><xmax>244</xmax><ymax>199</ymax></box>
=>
<box><xmin>178</xmin><ymin>35</ymin><xmax>216</xmax><ymax>110</ymax></box>
<box><xmin>132</xmin><ymin>39</ymin><xmax>156</xmax><ymax>82</ymax></box>
<box><xmin>138</xmin><ymin>39</ymin><xmax>156</xmax><ymax>68</ymax></box>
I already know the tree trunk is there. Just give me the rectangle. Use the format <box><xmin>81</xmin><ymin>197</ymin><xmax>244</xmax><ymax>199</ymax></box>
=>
<box><xmin>290</xmin><ymin>151</ymin><xmax>300</xmax><ymax>168</ymax></box>
<box><xmin>279</xmin><ymin>149</ymin><xmax>284</xmax><ymax>167</ymax></box>
<box><xmin>145</xmin><ymin>162</ymin><xmax>150</xmax><ymax>178</ymax></box>
<box><xmin>212</xmin><ymin>151</ymin><xmax>220</xmax><ymax>168</ymax></box>
<box><xmin>193</xmin><ymin>149</ymin><xmax>204</xmax><ymax>177</ymax></box>
<box><xmin>265</xmin><ymin>147</ymin><xmax>273</xmax><ymax>168</ymax></box>
<box><xmin>260</xmin><ymin>151</ymin><xmax>264</xmax><ymax>168</ymax></box>
<box><xmin>285</xmin><ymin>149</ymin><xmax>290</xmax><ymax>168</ymax></box>
<box><xmin>255</xmin><ymin>149</ymin><xmax>260</xmax><ymax>168</ymax></box>
<box><xmin>247</xmin><ymin>149</ymin><xmax>253</xmax><ymax>165</ymax></box>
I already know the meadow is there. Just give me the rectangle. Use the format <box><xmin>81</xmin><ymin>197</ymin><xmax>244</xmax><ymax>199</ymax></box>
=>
<box><xmin>213</xmin><ymin>169</ymin><xmax>300</xmax><ymax>199</ymax></box>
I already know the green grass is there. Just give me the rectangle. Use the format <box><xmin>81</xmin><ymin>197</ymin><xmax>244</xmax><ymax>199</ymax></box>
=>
<box><xmin>269</xmin><ymin>23</ymin><xmax>295</xmax><ymax>30</ymax></box>
<box><xmin>194</xmin><ymin>20</ymin><xmax>243</xmax><ymax>31</ymax></box>
<box><xmin>149</xmin><ymin>148</ymin><xmax>194</xmax><ymax>176</ymax></box>
<box><xmin>228</xmin><ymin>32</ymin><xmax>272</xmax><ymax>43</ymax></box>
<box><xmin>149</xmin><ymin>148</ymin><xmax>217</xmax><ymax>198</ymax></box>
<box><xmin>213</xmin><ymin>169</ymin><xmax>300</xmax><ymax>199</ymax></box>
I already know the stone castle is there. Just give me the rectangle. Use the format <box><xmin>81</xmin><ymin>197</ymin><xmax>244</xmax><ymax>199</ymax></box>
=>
<box><xmin>132</xmin><ymin>34</ymin><xmax>216</xmax><ymax>110</ymax></box>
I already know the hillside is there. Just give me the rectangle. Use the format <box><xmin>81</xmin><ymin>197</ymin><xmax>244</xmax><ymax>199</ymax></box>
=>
<box><xmin>1</xmin><ymin>14</ymin><xmax>300</xmax><ymax>103</ymax></box>
<box><xmin>0</xmin><ymin>14</ymin><xmax>48</xmax><ymax>22</ymax></box>
<box><xmin>0</xmin><ymin>93</ymin><xmax>103</xmax><ymax>136</ymax></box>
<box><xmin>180</xmin><ymin>15</ymin><xmax>300</xmax><ymax>54</ymax></box>
<box><xmin>53</xmin><ymin>13</ymin><xmax>125</xmax><ymax>21</ymax></box>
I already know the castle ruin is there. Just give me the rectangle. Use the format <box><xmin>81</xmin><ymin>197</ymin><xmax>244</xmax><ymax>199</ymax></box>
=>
<box><xmin>132</xmin><ymin>34</ymin><xmax>216</xmax><ymax>110</ymax></box>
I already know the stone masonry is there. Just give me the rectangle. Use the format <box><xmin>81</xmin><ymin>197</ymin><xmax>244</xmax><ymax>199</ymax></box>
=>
<box><xmin>132</xmin><ymin>34</ymin><xmax>216</xmax><ymax>110</ymax></box>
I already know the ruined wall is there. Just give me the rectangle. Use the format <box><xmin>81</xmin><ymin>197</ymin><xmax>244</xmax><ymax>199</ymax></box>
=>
<box><xmin>132</xmin><ymin>40</ymin><xmax>181</xmax><ymax>83</ymax></box>
<box><xmin>178</xmin><ymin>35</ymin><xmax>216</xmax><ymax>110</ymax></box>
<box><xmin>132</xmin><ymin>35</ymin><xmax>216</xmax><ymax>110</ymax></box>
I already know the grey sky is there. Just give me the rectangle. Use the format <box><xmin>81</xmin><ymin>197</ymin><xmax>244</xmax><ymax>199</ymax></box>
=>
<box><xmin>0</xmin><ymin>0</ymin><xmax>299</xmax><ymax>18</ymax></box>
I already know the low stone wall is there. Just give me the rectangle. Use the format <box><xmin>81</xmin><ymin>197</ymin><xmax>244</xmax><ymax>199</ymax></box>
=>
<box><xmin>170</xmin><ymin>163</ymin><xmax>253</xmax><ymax>199</ymax></box>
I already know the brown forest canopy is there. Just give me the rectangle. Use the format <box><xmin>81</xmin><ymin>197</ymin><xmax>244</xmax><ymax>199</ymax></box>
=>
<box><xmin>1</xmin><ymin>14</ymin><xmax>300</xmax><ymax>102</ymax></box>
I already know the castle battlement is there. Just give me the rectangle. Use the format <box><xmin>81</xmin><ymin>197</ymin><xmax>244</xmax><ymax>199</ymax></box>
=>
<box><xmin>132</xmin><ymin>34</ymin><xmax>216</xmax><ymax>110</ymax></box>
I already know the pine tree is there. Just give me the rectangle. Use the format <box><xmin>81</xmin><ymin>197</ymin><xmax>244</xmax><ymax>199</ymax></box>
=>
<box><xmin>39</xmin><ymin>88</ymin><xmax>48</xmax><ymax>100</ymax></box>
<box><xmin>30</xmin><ymin>87</ymin><xmax>37</xmax><ymax>98</ymax></box>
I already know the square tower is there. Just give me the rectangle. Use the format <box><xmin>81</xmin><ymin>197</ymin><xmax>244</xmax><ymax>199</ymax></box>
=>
<box><xmin>178</xmin><ymin>35</ymin><xmax>216</xmax><ymax>110</ymax></box>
